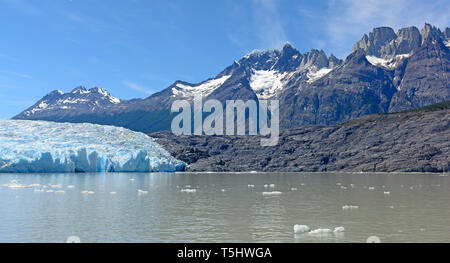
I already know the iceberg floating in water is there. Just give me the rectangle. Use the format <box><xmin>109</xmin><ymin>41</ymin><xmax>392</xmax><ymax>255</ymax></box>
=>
<box><xmin>0</xmin><ymin>120</ymin><xmax>186</xmax><ymax>173</ymax></box>
<box><xmin>262</xmin><ymin>191</ymin><xmax>282</xmax><ymax>196</ymax></box>
<box><xmin>294</xmin><ymin>225</ymin><xmax>310</xmax><ymax>233</ymax></box>
<box><xmin>309</xmin><ymin>228</ymin><xmax>333</xmax><ymax>235</ymax></box>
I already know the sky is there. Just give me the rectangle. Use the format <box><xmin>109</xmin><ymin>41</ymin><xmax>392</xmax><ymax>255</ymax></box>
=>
<box><xmin>0</xmin><ymin>0</ymin><xmax>449</xmax><ymax>119</ymax></box>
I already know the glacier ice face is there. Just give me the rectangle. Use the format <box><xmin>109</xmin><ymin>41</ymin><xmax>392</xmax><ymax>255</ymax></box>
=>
<box><xmin>0</xmin><ymin>120</ymin><xmax>186</xmax><ymax>173</ymax></box>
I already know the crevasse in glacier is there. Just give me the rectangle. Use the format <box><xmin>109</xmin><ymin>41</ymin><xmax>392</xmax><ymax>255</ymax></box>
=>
<box><xmin>0</xmin><ymin>120</ymin><xmax>186</xmax><ymax>173</ymax></box>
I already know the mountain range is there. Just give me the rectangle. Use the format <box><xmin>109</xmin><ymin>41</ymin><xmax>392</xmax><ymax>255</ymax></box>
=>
<box><xmin>13</xmin><ymin>23</ymin><xmax>450</xmax><ymax>133</ymax></box>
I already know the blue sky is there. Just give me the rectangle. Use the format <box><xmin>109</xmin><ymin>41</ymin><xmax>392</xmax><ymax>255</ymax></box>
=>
<box><xmin>0</xmin><ymin>0</ymin><xmax>448</xmax><ymax>119</ymax></box>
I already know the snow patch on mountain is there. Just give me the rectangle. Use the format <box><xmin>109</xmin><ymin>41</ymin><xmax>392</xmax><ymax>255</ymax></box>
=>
<box><xmin>172</xmin><ymin>75</ymin><xmax>231</xmax><ymax>98</ymax></box>
<box><xmin>366</xmin><ymin>53</ymin><xmax>411</xmax><ymax>69</ymax></box>
<box><xmin>0</xmin><ymin>120</ymin><xmax>185</xmax><ymax>173</ymax></box>
<box><xmin>249</xmin><ymin>70</ymin><xmax>290</xmax><ymax>99</ymax></box>
<box><xmin>307</xmin><ymin>68</ymin><xmax>333</xmax><ymax>83</ymax></box>
<box><xmin>30</xmin><ymin>101</ymin><xmax>49</xmax><ymax>114</ymax></box>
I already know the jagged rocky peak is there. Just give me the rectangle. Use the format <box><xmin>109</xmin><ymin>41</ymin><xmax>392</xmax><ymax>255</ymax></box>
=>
<box><xmin>328</xmin><ymin>54</ymin><xmax>342</xmax><ymax>68</ymax></box>
<box><xmin>236</xmin><ymin>42</ymin><xmax>341</xmax><ymax>73</ymax></box>
<box><xmin>238</xmin><ymin>49</ymin><xmax>280</xmax><ymax>71</ymax></box>
<box><xmin>299</xmin><ymin>49</ymin><xmax>329</xmax><ymax>70</ymax></box>
<box><xmin>354</xmin><ymin>23</ymin><xmax>448</xmax><ymax>59</ymax></box>
<box><xmin>43</xmin><ymin>89</ymin><xmax>64</xmax><ymax>100</ymax></box>
<box><xmin>394</xmin><ymin>26</ymin><xmax>422</xmax><ymax>54</ymax></box>
<box><xmin>444</xmin><ymin>27</ymin><xmax>450</xmax><ymax>39</ymax></box>
<box><xmin>14</xmin><ymin>86</ymin><xmax>121</xmax><ymax>119</ymax></box>
<box><xmin>352</xmin><ymin>27</ymin><xmax>397</xmax><ymax>57</ymax></box>
<box><xmin>421</xmin><ymin>23</ymin><xmax>444</xmax><ymax>45</ymax></box>
<box><xmin>273</xmin><ymin>42</ymin><xmax>302</xmax><ymax>71</ymax></box>
<box><xmin>71</xmin><ymin>86</ymin><xmax>89</xmax><ymax>94</ymax></box>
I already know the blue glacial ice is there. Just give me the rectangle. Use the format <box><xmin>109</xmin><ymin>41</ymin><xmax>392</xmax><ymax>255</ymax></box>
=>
<box><xmin>0</xmin><ymin>120</ymin><xmax>186</xmax><ymax>173</ymax></box>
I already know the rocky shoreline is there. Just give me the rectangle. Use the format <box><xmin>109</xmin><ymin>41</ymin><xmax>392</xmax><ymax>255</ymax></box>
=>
<box><xmin>152</xmin><ymin>102</ymin><xmax>450</xmax><ymax>173</ymax></box>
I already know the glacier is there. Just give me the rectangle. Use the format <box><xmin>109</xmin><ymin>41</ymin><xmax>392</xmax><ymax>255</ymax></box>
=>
<box><xmin>0</xmin><ymin>120</ymin><xmax>186</xmax><ymax>173</ymax></box>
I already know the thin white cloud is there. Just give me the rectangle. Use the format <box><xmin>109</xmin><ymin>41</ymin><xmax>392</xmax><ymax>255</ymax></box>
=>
<box><xmin>252</xmin><ymin>0</ymin><xmax>287</xmax><ymax>49</ymax></box>
<box><xmin>0</xmin><ymin>53</ymin><xmax>19</xmax><ymax>62</ymax></box>
<box><xmin>0</xmin><ymin>70</ymin><xmax>32</xmax><ymax>79</ymax></box>
<box><xmin>123</xmin><ymin>81</ymin><xmax>153</xmax><ymax>95</ymax></box>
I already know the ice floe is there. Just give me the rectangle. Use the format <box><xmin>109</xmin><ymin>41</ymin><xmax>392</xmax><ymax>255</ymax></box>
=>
<box><xmin>262</xmin><ymin>191</ymin><xmax>282</xmax><ymax>196</ymax></box>
<box><xmin>294</xmin><ymin>225</ymin><xmax>310</xmax><ymax>233</ymax></box>
<box><xmin>333</xmin><ymin>226</ymin><xmax>345</xmax><ymax>233</ymax></box>
<box><xmin>342</xmin><ymin>205</ymin><xmax>359</xmax><ymax>210</ymax></box>
<box><xmin>181</xmin><ymin>189</ymin><xmax>197</xmax><ymax>193</ymax></box>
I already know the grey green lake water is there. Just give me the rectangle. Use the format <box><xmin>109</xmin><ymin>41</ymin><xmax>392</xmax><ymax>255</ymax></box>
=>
<box><xmin>0</xmin><ymin>172</ymin><xmax>449</xmax><ymax>243</ymax></box>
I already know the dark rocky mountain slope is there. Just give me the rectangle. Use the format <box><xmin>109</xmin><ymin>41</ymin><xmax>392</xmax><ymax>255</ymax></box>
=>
<box><xmin>152</xmin><ymin>101</ymin><xmax>450</xmax><ymax>173</ymax></box>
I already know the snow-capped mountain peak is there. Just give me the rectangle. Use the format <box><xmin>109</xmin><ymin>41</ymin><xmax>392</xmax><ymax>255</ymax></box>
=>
<box><xmin>18</xmin><ymin>87</ymin><xmax>121</xmax><ymax>118</ymax></box>
<box><xmin>171</xmin><ymin>75</ymin><xmax>232</xmax><ymax>99</ymax></box>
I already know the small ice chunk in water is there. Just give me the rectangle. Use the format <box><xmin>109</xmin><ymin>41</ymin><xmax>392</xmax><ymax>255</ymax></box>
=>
<box><xmin>368</xmin><ymin>187</ymin><xmax>375</xmax><ymax>190</ymax></box>
<box><xmin>46</xmin><ymin>190</ymin><xmax>54</xmax><ymax>193</ymax></box>
<box><xmin>248</xmin><ymin>184</ymin><xmax>255</xmax><ymax>188</ymax></box>
<box><xmin>291</xmin><ymin>187</ymin><xmax>298</xmax><ymax>191</ymax></box>
<box><xmin>294</xmin><ymin>225</ymin><xmax>310</xmax><ymax>233</ymax></box>
<box><xmin>384</xmin><ymin>191</ymin><xmax>390</xmax><ymax>195</ymax></box>
<box><xmin>221</xmin><ymin>189</ymin><xmax>226</xmax><ymax>192</ymax></box>
<box><xmin>8</xmin><ymin>184</ymin><xmax>31</xmax><ymax>189</ymax></box>
<box><xmin>334</xmin><ymin>226</ymin><xmax>345</xmax><ymax>233</ymax></box>
<box><xmin>81</xmin><ymin>190</ymin><xmax>95</xmax><ymax>195</ymax></box>
<box><xmin>129</xmin><ymin>179</ymin><xmax>135</xmax><ymax>182</ymax></box>
<box><xmin>50</xmin><ymin>184</ymin><xmax>62</xmax><ymax>189</ymax></box>
<box><xmin>109</xmin><ymin>192</ymin><xmax>117</xmax><ymax>195</ymax></box>
<box><xmin>67</xmin><ymin>185</ymin><xmax>75</xmax><ymax>189</ymax></box>
<box><xmin>309</xmin><ymin>229</ymin><xmax>332</xmax><ymax>235</ymax></box>
<box><xmin>342</xmin><ymin>205</ymin><xmax>359</xmax><ymax>210</ymax></box>
<box><xmin>34</xmin><ymin>189</ymin><xmax>45</xmax><ymax>193</ymax></box>
<box><xmin>55</xmin><ymin>190</ymin><xmax>65</xmax><ymax>194</ymax></box>
<box><xmin>137</xmin><ymin>189</ymin><xmax>148</xmax><ymax>195</ymax></box>
<box><xmin>262</xmin><ymin>191</ymin><xmax>282</xmax><ymax>196</ymax></box>
<box><xmin>181</xmin><ymin>189</ymin><xmax>197</xmax><ymax>193</ymax></box>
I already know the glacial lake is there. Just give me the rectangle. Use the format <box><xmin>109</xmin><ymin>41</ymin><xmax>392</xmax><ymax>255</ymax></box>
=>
<box><xmin>0</xmin><ymin>172</ymin><xmax>449</xmax><ymax>243</ymax></box>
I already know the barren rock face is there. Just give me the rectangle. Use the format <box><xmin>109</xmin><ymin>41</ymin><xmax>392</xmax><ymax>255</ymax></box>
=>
<box><xmin>389</xmin><ymin>40</ymin><xmax>450</xmax><ymax>112</ymax></box>
<box><xmin>352</xmin><ymin>27</ymin><xmax>397</xmax><ymax>57</ymax></box>
<box><xmin>394</xmin><ymin>26</ymin><xmax>422</xmax><ymax>55</ymax></box>
<box><xmin>153</xmin><ymin>102</ymin><xmax>450</xmax><ymax>173</ymax></box>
